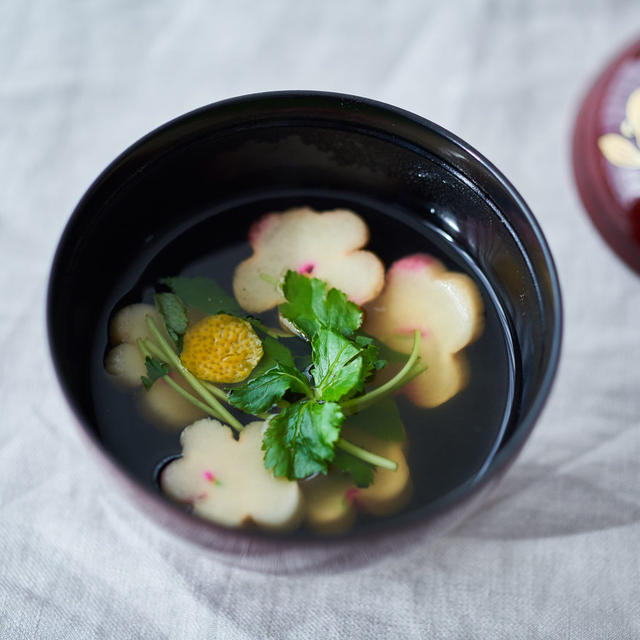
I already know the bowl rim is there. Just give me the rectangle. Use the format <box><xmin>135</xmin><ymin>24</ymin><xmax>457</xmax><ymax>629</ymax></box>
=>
<box><xmin>47</xmin><ymin>89</ymin><xmax>563</xmax><ymax>548</ymax></box>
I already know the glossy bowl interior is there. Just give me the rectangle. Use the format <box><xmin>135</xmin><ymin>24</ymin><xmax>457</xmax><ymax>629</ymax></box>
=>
<box><xmin>48</xmin><ymin>91</ymin><xmax>561</xmax><ymax>571</ymax></box>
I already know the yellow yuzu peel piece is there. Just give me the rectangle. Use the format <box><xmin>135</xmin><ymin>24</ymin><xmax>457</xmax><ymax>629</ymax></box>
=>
<box><xmin>180</xmin><ymin>314</ymin><xmax>263</xmax><ymax>383</ymax></box>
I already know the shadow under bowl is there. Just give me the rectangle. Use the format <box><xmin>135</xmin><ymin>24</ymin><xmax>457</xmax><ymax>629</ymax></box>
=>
<box><xmin>47</xmin><ymin>91</ymin><xmax>562</xmax><ymax>572</ymax></box>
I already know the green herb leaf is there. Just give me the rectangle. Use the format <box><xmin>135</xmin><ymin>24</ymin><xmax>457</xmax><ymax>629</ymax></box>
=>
<box><xmin>228</xmin><ymin>362</ymin><xmax>311</xmax><ymax>414</ymax></box>
<box><xmin>294</xmin><ymin>352</ymin><xmax>313</xmax><ymax>372</ymax></box>
<box><xmin>343</xmin><ymin>398</ymin><xmax>405</xmax><ymax>442</ymax></box>
<box><xmin>248</xmin><ymin>334</ymin><xmax>296</xmax><ymax>380</ymax></box>
<box><xmin>141</xmin><ymin>356</ymin><xmax>170</xmax><ymax>390</ymax></box>
<box><xmin>356</xmin><ymin>332</ymin><xmax>407</xmax><ymax>363</ymax></box>
<box><xmin>353</xmin><ymin>335</ymin><xmax>381</xmax><ymax>392</ymax></box>
<box><xmin>154</xmin><ymin>293</ymin><xmax>188</xmax><ymax>351</ymax></box>
<box><xmin>279</xmin><ymin>271</ymin><xmax>362</xmax><ymax>339</ymax></box>
<box><xmin>263</xmin><ymin>400</ymin><xmax>344</xmax><ymax>479</ymax></box>
<box><xmin>311</xmin><ymin>329</ymin><xmax>363</xmax><ymax>402</ymax></box>
<box><xmin>332</xmin><ymin>449</ymin><xmax>375</xmax><ymax>488</ymax></box>
<box><xmin>162</xmin><ymin>276</ymin><xmax>242</xmax><ymax>316</ymax></box>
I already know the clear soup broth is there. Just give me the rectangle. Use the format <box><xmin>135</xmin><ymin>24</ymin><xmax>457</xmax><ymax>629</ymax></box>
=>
<box><xmin>91</xmin><ymin>194</ymin><xmax>518</xmax><ymax>535</ymax></box>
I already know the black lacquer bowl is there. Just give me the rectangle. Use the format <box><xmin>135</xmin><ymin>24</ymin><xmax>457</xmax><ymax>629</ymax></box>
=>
<box><xmin>47</xmin><ymin>92</ymin><xmax>562</xmax><ymax>572</ymax></box>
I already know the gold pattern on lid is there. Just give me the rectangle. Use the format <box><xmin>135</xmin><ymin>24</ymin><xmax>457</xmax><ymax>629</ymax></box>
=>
<box><xmin>598</xmin><ymin>87</ymin><xmax>640</xmax><ymax>168</ymax></box>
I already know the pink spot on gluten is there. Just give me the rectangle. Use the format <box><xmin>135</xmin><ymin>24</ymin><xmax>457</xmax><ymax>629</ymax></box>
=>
<box><xmin>159</xmin><ymin>370</ymin><xmax>179</xmax><ymax>387</ymax></box>
<box><xmin>397</xmin><ymin>326</ymin><xmax>430</xmax><ymax>338</ymax></box>
<box><xmin>185</xmin><ymin>492</ymin><xmax>208</xmax><ymax>502</ymax></box>
<box><xmin>390</xmin><ymin>254</ymin><xmax>436</xmax><ymax>274</ymax></box>
<box><xmin>298</xmin><ymin>261</ymin><xmax>316</xmax><ymax>275</ymax></box>
<box><xmin>203</xmin><ymin>470</ymin><xmax>223</xmax><ymax>486</ymax></box>
<box><xmin>344</xmin><ymin>487</ymin><xmax>360</xmax><ymax>505</ymax></box>
<box><xmin>248</xmin><ymin>213</ymin><xmax>279</xmax><ymax>247</ymax></box>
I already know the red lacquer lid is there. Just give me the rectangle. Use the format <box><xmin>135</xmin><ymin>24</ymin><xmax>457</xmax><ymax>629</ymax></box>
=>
<box><xmin>573</xmin><ymin>37</ymin><xmax>640</xmax><ymax>273</ymax></box>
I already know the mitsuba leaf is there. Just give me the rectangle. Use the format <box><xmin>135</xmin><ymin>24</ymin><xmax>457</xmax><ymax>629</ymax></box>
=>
<box><xmin>332</xmin><ymin>449</ymin><xmax>375</xmax><ymax>488</ymax></box>
<box><xmin>228</xmin><ymin>362</ymin><xmax>311</xmax><ymax>414</ymax></box>
<box><xmin>354</xmin><ymin>335</ymin><xmax>373</xmax><ymax>347</ymax></box>
<box><xmin>141</xmin><ymin>356</ymin><xmax>170</xmax><ymax>390</ymax></box>
<box><xmin>247</xmin><ymin>334</ymin><xmax>296</xmax><ymax>380</ymax></box>
<box><xmin>343</xmin><ymin>398</ymin><xmax>405</xmax><ymax>442</ymax></box>
<box><xmin>162</xmin><ymin>276</ymin><xmax>242</xmax><ymax>316</ymax></box>
<box><xmin>262</xmin><ymin>400</ymin><xmax>344</xmax><ymax>479</ymax></box>
<box><xmin>311</xmin><ymin>329</ymin><xmax>363</xmax><ymax>402</ymax></box>
<box><xmin>294</xmin><ymin>352</ymin><xmax>313</xmax><ymax>372</ymax></box>
<box><xmin>353</xmin><ymin>335</ymin><xmax>380</xmax><ymax>393</ymax></box>
<box><xmin>356</xmin><ymin>332</ymin><xmax>407</xmax><ymax>363</ymax></box>
<box><xmin>154</xmin><ymin>293</ymin><xmax>188</xmax><ymax>351</ymax></box>
<box><xmin>322</xmin><ymin>286</ymin><xmax>362</xmax><ymax>335</ymax></box>
<box><xmin>279</xmin><ymin>271</ymin><xmax>362</xmax><ymax>339</ymax></box>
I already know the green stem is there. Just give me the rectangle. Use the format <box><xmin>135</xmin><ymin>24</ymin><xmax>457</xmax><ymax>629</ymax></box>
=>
<box><xmin>200</xmin><ymin>380</ymin><xmax>231</xmax><ymax>403</ymax></box>
<box><xmin>259</xmin><ymin>272</ymin><xmax>280</xmax><ymax>288</ymax></box>
<box><xmin>400</xmin><ymin>362</ymin><xmax>429</xmax><ymax>385</ymax></box>
<box><xmin>145</xmin><ymin>316</ymin><xmax>244</xmax><ymax>433</ymax></box>
<box><xmin>136</xmin><ymin>339</ymin><xmax>224</xmax><ymax>420</ymax></box>
<box><xmin>246</xmin><ymin>316</ymin><xmax>290</xmax><ymax>339</ymax></box>
<box><xmin>144</xmin><ymin>341</ymin><xmax>233</xmax><ymax>406</ymax></box>
<box><xmin>340</xmin><ymin>329</ymin><xmax>423</xmax><ymax>415</ymax></box>
<box><xmin>136</xmin><ymin>337</ymin><xmax>152</xmax><ymax>360</ymax></box>
<box><xmin>160</xmin><ymin>375</ymin><xmax>225</xmax><ymax>420</ymax></box>
<box><xmin>336</xmin><ymin>438</ymin><xmax>398</xmax><ymax>471</ymax></box>
<box><xmin>141</xmin><ymin>338</ymin><xmax>169</xmax><ymax>362</ymax></box>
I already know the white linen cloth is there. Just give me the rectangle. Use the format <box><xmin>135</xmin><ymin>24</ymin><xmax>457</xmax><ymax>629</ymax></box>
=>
<box><xmin>2</xmin><ymin>1</ymin><xmax>640</xmax><ymax>637</ymax></box>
